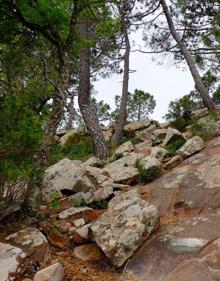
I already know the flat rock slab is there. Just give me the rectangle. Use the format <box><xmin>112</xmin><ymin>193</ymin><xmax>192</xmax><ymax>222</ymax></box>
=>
<box><xmin>0</xmin><ymin>242</ymin><xmax>27</xmax><ymax>281</ymax></box>
<box><xmin>140</xmin><ymin>136</ymin><xmax>220</xmax><ymax>219</ymax></box>
<box><xmin>122</xmin><ymin>210</ymin><xmax>220</xmax><ymax>281</ymax></box>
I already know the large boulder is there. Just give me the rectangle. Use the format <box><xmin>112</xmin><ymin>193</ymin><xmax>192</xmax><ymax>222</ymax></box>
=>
<box><xmin>5</xmin><ymin>228</ymin><xmax>50</xmax><ymax>266</ymax></box>
<box><xmin>177</xmin><ymin>136</ymin><xmax>204</xmax><ymax>158</ymax></box>
<box><xmin>90</xmin><ymin>189</ymin><xmax>159</xmax><ymax>267</ymax></box>
<box><xmin>162</xmin><ymin>127</ymin><xmax>186</xmax><ymax>147</ymax></box>
<box><xmin>104</xmin><ymin>153</ymin><xmax>143</xmax><ymax>184</ymax></box>
<box><xmin>135</xmin><ymin>124</ymin><xmax>159</xmax><ymax>144</ymax></box>
<box><xmin>191</xmin><ymin>108</ymin><xmax>209</xmax><ymax>120</ymax></box>
<box><xmin>42</xmin><ymin>158</ymin><xmax>99</xmax><ymax>202</ymax></box>
<box><xmin>0</xmin><ymin>242</ymin><xmax>27</xmax><ymax>281</ymax></box>
<box><xmin>124</xmin><ymin>119</ymin><xmax>152</xmax><ymax>132</ymax></box>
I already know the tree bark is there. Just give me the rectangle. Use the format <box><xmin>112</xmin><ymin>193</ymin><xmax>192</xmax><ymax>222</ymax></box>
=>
<box><xmin>37</xmin><ymin>53</ymin><xmax>68</xmax><ymax>166</ymax></box>
<box><xmin>66</xmin><ymin>96</ymin><xmax>74</xmax><ymax>130</ymax></box>
<box><xmin>78</xmin><ymin>19</ymin><xmax>108</xmax><ymax>158</ymax></box>
<box><xmin>112</xmin><ymin>23</ymin><xmax>131</xmax><ymax>142</ymax></box>
<box><xmin>160</xmin><ymin>0</ymin><xmax>217</xmax><ymax>110</ymax></box>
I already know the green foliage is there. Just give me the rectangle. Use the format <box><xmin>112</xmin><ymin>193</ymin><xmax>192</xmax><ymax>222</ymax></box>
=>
<box><xmin>91</xmin><ymin>97</ymin><xmax>112</xmax><ymax>124</ymax></box>
<box><xmin>89</xmin><ymin>200</ymin><xmax>108</xmax><ymax>209</ymax></box>
<box><xmin>135</xmin><ymin>160</ymin><xmax>161</xmax><ymax>184</ymax></box>
<box><xmin>112</xmin><ymin>89</ymin><xmax>156</xmax><ymax>122</ymax></box>
<box><xmin>164</xmin><ymin>91</ymin><xmax>202</xmax><ymax>131</ymax></box>
<box><xmin>112</xmin><ymin>152</ymin><xmax>123</xmax><ymax>162</ymax></box>
<box><xmin>51</xmin><ymin>191</ymin><xmax>61</xmax><ymax>210</ymax></box>
<box><xmin>48</xmin><ymin>141</ymin><xmax>93</xmax><ymax>166</ymax></box>
<box><xmin>165</xmin><ymin>138</ymin><xmax>186</xmax><ymax>156</ymax></box>
<box><xmin>0</xmin><ymin>93</ymin><xmax>43</xmax><ymax>184</ymax></box>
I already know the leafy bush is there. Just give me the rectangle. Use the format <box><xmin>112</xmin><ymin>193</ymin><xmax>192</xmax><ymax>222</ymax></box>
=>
<box><xmin>165</xmin><ymin>138</ymin><xmax>186</xmax><ymax>156</ymax></box>
<box><xmin>135</xmin><ymin>160</ymin><xmax>161</xmax><ymax>183</ymax></box>
<box><xmin>0</xmin><ymin>94</ymin><xmax>43</xmax><ymax>186</ymax></box>
<box><xmin>48</xmin><ymin>141</ymin><xmax>93</xmax><ymax>166</ymax></box>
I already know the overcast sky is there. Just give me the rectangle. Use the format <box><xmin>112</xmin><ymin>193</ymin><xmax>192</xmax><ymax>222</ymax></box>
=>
<box><xmin>94</xmin><ymin>29</ymin><xmax>195</xmax><ymax>122</ymax></box>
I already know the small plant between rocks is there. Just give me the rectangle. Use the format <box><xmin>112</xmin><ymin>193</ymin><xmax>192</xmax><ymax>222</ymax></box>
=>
<box><xmin>135</xmin><ymin>160</ymin><xmax>161</xmax><ymax>183</ymax></box>
<box><xmin>165</xmin><ymin>138</ymin><xmax>186</xmax><ymax>156</ymax></box>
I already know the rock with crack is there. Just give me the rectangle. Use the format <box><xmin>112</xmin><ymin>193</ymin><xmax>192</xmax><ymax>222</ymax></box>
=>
<box><xmin>135</xmin><ymin>124</ymin><xmax>159</xmax><ymax>144</ymax></box>
<box><xmin>41</xmin><ymin>158</ymin><xmax>101</xmax><ymax>202</ymax></box>
<box><xmin>0</xmin><ymin>242</ymin><xmax>27</xmax><ymax>281</ymax></box>
<box><xmin>177</xmin><ymin>136</ymin><xmax>204</xmax><ymax>158</ymax></box>
<box><xmin>58</xmin><ymin>129</ymin><xmax>78</xmax><ymax>145</ymax></box>
<box><xmin>90</xmin><ymin>189</ymin><xmax>159</xmax><ymax>267</ymax></box>
<box><xmin>5</xmin><ymin>228</ymin><xmax>50</xmax><ymax>267</ymax></box>
<box><xmin>84</xmin><ymin>156</ymin><xmax>103</xmax><ymax>168</ymax></box>
<box><xmin>104</xmin><ymin>152</ymin><xmax>144</xmax><ymax>184</ymax></box>
<box><xmin>114</xmin><ymin>141</ymin><xmax>134</xmax><ymax>156</ymax></box>
<box><xmin>163</xmin><ymin>155</ymin><xmax>183</xmax><ymax>170</ymax></box>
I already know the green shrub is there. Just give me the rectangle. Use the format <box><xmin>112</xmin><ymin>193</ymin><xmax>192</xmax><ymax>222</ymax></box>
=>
<box><xmin>112</xmin><ymin>152</ymin><xmax>123</xmax><ymax>162</ymax></box>
<box><xmin>165</xmin><ymin>138</ymin><xmax>186</xmax><ymax>156</ymax></box>
<box><xmin>135</xmin><ymin>160</ymin><xmax>161</xmax><ymax>183</ymax></box>
<box><xmin>48</xmin><ymin>141</ymin><xmax>93</xmax><ymax>166</ymax></box>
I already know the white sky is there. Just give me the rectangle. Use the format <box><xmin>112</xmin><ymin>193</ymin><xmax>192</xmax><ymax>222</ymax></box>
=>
<box><xmin>94</xmin><ymin>20</ymin><xmax>195</xmax><ymax>122</ymax></box>
<box><xmin>94</xmin><ymin>52</ymin><xmax>194</xmax><ymax>122</ymax></box>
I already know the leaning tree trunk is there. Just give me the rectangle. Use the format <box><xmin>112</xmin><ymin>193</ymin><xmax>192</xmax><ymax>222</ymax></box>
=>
<box><xmin>160</xmin><ymin>0</ymin><xmax>217</xmax><ymax>110</ymax></box>
<box><xmin>112</xmin><ymin>23</ymin><xmax>131</xmax><ymax>143</ymax></box>
<box><xmin>78</xmin><ymin>19</ymin><xmax>108</xmax><ymax>158</ymax></box>
<box><xmin>37</xmin><ymin>53</ymin><xmax>69</xmax><ymax>166</ymax></box>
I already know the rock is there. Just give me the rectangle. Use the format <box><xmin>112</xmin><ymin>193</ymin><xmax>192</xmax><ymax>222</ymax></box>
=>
<box><xmin>73</xmin><ymin>218</ymin><xmax>86</xmax><ymax>228</ymax></box>
<box><xmin>5</xmin><ymin>228</ymin><xmax>50</xmax><ymax>266</ymax></box>
<box><xmin>124</xmin><ymin>119</ymin><xmax>152</xmax><ymax>132</ymax></box>
<box><xmin>139</xmin><ymin>156</ymin><xmax>161</xmax><ymax>170</ymax></box>
<box><xmin>68</xmin><ymin>186</ymin><xmax>114</xmax><ymax>206</ymax></box>
<box><xmin>47</xmin><ymin>228</ymin><xmax>69</xmax><ymax>249</ymax></box>
<box><xmin>58</xmin><ymin>207</ymin><xmax>92</xmax><ymax>220</ymax></box>
<box><xmin>160</xmin><ymin>122</ymin><xmax>169</xmax><ymax>129</ymax></box>
<box><xmin>162</xmin><ymin>127</ymin><xmax>186</xmax><ymax>147</ymax></box>
<box><xmin>114</xmin><ymin>141</ymin><xmax>134</xmax><ymax>156</ymax></box>
<box><xmin>83</xmin><ymin>165</ymin><xmax>113</xmax><ymax>188</ymax></box>
<box><xmin>42</xmin><ymin>158</ymin><xmax>99</xmax><ymax>202</ymax></box>
<box><xmin>75</xmin><ymin>224</ymin><xmax>91</xmax><ymax>241</ymax></box>
<box><xmin>102</xmin><ymin>129</ymin><xmax>112</xmax><ymax>142</ymax></box>
<box><xmin>164</xmin><ymin>259</ymin><xmax>214</xmax><ymax>281</ymax></box>
<box><xmin>104</xmin><ymin>153</ymin><xmax>143</xmax><ymax>184</ymax></box>
<box><xmin>135</xmin><ymin>124</ymin><xmax>159</xmax><ymax>143</ymax></box>
<box><xmin>73</xmin><ymin>244</ymin><xmax>103</xmax><ymax>261</ymax></box>
<box><xmin>90</xmin><ymin>189</ymin><xmax>159</xmax><ymax>267</ymax></box>
<box><xmin>33</xmin><ymin>262</ymin><xmax>64</xmax><ymax>281</ymax></box>
<box><xmin>191</xmin><ymin>108</ymin><xmax>209</xmax><ymax>120</ymax></box>
<box><xmin>123</xmin><ymin>210</ymin><xmax>220</xmax><ymax>281</ymax></box>
<box><xmin>163</xmin><ymin>155</ymin><xmax>183</xmax><ymax>170</ymax></box>
<box><xmin>84</xmin><ymin>156</ymin><xmax>103</xmax><ymax>167</ymax></box>
<box><xmin>0</xmin><ymin>242</ymin><xmax>27</xmax><ymax>281</ymax></box>
<box><xmin>58</xmin><ymin>129</ymin><xmax>78</xmax><ymax>145</ymax></box>
<box><xmin>134</xmin><ymin>141</ymin><xmax>152</xmax><ymax>154</ymax></box>
<box><xmin>150</xmin><ymin>147</ymin><xmax>169</xmax><ymax>161</ymax></box>
<box><xmin>153</xmin><ymin>128</ymin><xmax>167</xmax><ymax>140</ymax></box>
<box><xmin>177</xmin><ymin>136</ymin><xmax>204</xmax><ymax>158</ymax></box>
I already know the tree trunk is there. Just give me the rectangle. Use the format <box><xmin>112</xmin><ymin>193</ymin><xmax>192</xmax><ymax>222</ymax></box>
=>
<box><xmin>78</xmin><ymin>19</ymin><xmax>108</xmax><ymax>158</ymax></box>
<box><xmin>66</xmin><ymin>96</ymin><xmax>74</xmax><ymax>130</ymax></box>
<box><xmin>160</xmin><ymin>0</ymin><xmax>217</xmax><ymax>110</ymax></box>
<box><xmin>37</xmin><ymin>54</ymin><xmax>68</xmax><ymax>166</ymax></box>
<box><xmin>112</xmin><ymin>23</ymin><xmax>130</xmax><ymax>142</ymax></box>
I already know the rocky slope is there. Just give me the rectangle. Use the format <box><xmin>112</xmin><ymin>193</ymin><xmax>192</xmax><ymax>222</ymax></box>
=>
<box><xmin>1</xmin><ymin>110</ymin><xmax>220</xmax><ymax>281</ymax></box>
